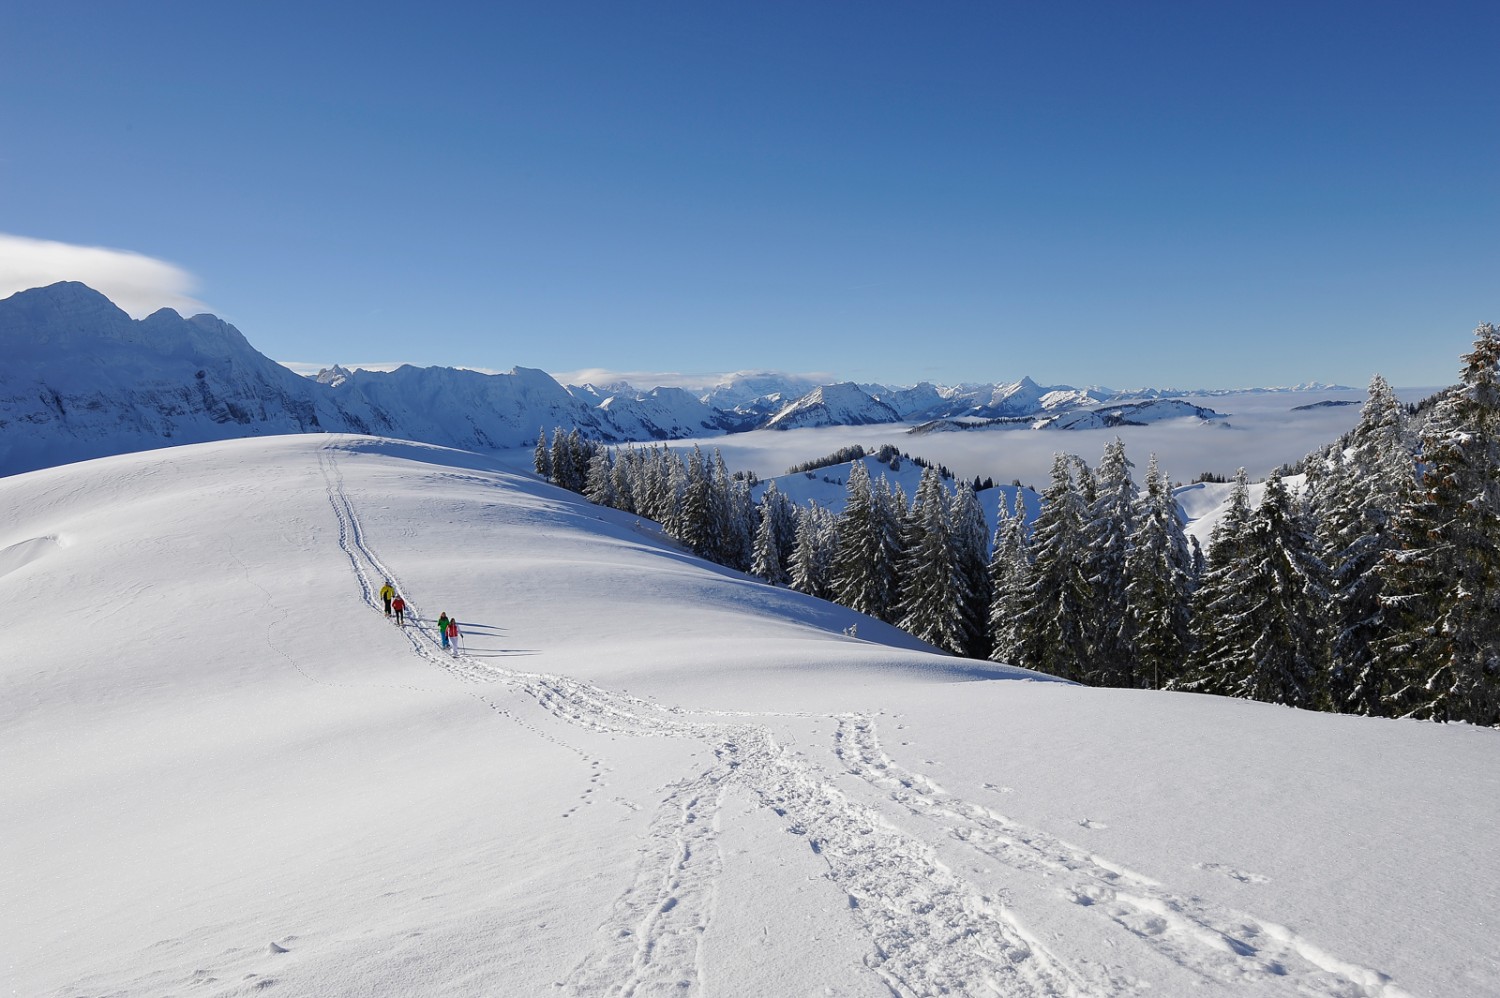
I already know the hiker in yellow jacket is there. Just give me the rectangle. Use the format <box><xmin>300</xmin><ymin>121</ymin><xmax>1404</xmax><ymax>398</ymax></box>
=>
<box><xmin>379</xmin><ymin>581</ymin><xmax>395</xmax><ymax>617</ymax></box>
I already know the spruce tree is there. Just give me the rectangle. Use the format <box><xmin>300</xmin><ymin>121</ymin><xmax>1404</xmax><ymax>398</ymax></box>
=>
<box><xmin>949</xmin><ymin>483</ymin><xmax>993</xmax><ymax>658</ymax></box>
<box><xmin>752</xmin><ymin>482</ymin><xmax>791</xmax><ymax>585</ymax></box>
<box><xmin>722</xmin><ymin>466</ymin><xmax>757</xmax><ymax>573</ymax></box>
<box><xmin>989</xmin><ymin>489</ymin><xmax>1032</xmax><ymax>665</ymax></box>
<box><xmin>1378</xmin><ymin>325</ymin><xmax>1500</xmax><ymax>725</ymax></box>
<box><xmin>611</xmin><ymin>446</ymin><xmax>638</xmax><ymax>515</ymax></box>
<box><xmin>1017</xmin><ymin>453</ymin><xmax>1092</xmax><ymax>680</ymax></box>
<box><xmin>1315</xmin><ymin>375</ymin><xmax>1412</xmax><ymax>713</ymax></box>
<box><xmin>567</xmin><ymin>430</ymin><xmax>591</xmax><ymax>492</ymax></box>
<box><xmin>1083</xmin><ymin>438</ymin><xmax>1138</xmax><ymax>686</ymax></box>
<box><xmin>534</xmin><ymin>428</ymin><xmax>552</xmax><ymax>479</ymax></box>
<box><xmin>1180</xmin><ymin>469</ymin><xmax>1255</xmax><ymax>695</ymax></box>
<box><xmin>548</xmin><ymin>427</ymin><xmax>573</xmax><ymax>489</ymax></box>
<box><xmin>873</xmin><ymin>476</ymin><xmax>907</xmax><ymax>621</ymax></box>
<box><xmin>661</xmin><ymin>450</ymin><xmax>689</xmax><ymax>540</ymax></box>
<box><xmin>1184</xmin><ymin>474</ymin><xmax>1328</xmax><ymax>707</ymax></box>
<box><xmin>833</xmin><ymin>462</ymin><xmax>901</xmax><ymax>621</ymax></box>
<box><xmin>583</xmin><ymin>446</ymin><xmax>617</xmax><ymax>507</ymax></box>
<box><xmin>1124</xmin><ymin>455</ymin><xmax>1194</xmax><ymax>689</ymax></box>
<box><xmin>679</xmin><ymin>446</ymin><xmax>712</xmax><ymax>555</ymax></box>
<box><xmin>790</xmin><ymin>503</ymin><xmax>840</xmax><ymax>600</ymax></box>
<box><xmin>896</xmin><ymin>466</ymin><xmax>968</xmax><ymax>653</ymax></box>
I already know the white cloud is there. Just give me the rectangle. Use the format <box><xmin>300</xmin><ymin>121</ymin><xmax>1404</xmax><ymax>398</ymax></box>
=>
<box><xmin>0</xmin><ymin>232</ymin><xmax>209</xmax><ymax>318</ymax></box>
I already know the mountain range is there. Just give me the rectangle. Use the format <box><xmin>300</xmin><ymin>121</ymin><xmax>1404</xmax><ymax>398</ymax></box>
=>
<box><xmin>2</xmin><ymin>282</ymin><xmax>1344</xmax><ymax>476</ymax></box>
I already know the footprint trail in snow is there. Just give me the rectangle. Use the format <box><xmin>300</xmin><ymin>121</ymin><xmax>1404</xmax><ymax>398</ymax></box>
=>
<box><xmin>319</xmin><ymin>446</ymin><xmax>1412</xmax><ymax>998</ymax></box>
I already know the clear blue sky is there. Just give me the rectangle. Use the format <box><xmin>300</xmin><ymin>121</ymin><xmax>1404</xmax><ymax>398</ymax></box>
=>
<box><xmin>2</xmin><ymin>1</ymin><xmax>1495</xmax><ymax>389</ymax></box>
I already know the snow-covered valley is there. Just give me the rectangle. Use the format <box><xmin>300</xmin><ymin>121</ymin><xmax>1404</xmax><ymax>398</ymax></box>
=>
<box><xmin>4</xmin><ymin>434</ymin><xmax>1494</xmax><ymax>997</ymax></box>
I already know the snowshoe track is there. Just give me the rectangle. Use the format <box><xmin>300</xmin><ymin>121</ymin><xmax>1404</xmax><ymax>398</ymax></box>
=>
<box><xmin>318</xmin><ymin>446</ymin><xmax>1412</xmax><ymax>998</ymax></box>
<box><xmin>834</xmin><ymin>716</ymin><xmax>1413</xmax><ymax>998</ymax></box>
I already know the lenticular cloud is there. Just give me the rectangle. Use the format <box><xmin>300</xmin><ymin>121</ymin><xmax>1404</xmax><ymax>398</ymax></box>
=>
<box><xmin>0</xmin><ymin>232</ymin><xmax>208</xmax><ymax>318</ymax></box>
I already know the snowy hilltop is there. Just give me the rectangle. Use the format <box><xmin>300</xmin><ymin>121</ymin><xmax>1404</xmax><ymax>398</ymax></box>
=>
<box><xmin>3</xmin><ymin>433</ymin><xmax>1492</xmax><ymax>996</ymax></box>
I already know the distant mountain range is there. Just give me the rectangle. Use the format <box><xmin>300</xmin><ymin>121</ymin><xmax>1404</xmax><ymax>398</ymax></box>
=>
<box><xmin>1</xmin><ymin>282</ymin><xmax>1347</xmax><ymax>476</ymax></box>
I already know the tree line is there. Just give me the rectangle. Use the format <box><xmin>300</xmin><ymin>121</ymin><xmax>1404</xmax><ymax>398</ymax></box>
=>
<box><xmin>536</xmin><ymin>324</ymin><xmax>1500</xmax><ymax>727</ymax></box>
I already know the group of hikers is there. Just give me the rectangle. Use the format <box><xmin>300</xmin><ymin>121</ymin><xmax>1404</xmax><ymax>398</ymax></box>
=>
<box><xmin>378</xmin><ymin>581</ymin><xmax>462</xmax><ymax>653</ymax></box>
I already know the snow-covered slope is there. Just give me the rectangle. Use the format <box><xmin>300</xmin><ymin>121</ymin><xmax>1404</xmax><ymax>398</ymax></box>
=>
<box><xmin>865</xmin><ymin>381</ymin><xmax>946</xmax><ymax>419</ymax></box>
<box><xmin>5</xmin><ymin>434</ymin><xmax>1493</xmax><ymax>997</ymax></box>
<box><xmin>765</xmin><ymin>382</ymin><xmax>901</xmax><ymax>430</ymax></box>
<box><xmin>597</xmin><ymin>386</ymin><xmax>735</xmax><ymax>439</ymax></box>
<box><xmin>321</xmin><ymin>363</ymin><xmax>611</xmax><ymax>450</ymax></box>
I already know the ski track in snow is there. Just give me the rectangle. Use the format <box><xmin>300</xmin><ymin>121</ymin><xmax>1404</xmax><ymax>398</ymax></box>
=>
<box><xmin>316</xmin><ymin>446</ymin><xmax>1411</xmax><ymax>998</ymax></box>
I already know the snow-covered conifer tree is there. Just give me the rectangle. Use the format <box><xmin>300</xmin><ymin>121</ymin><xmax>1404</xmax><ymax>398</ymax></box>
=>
<box><xmin>548</xmin><ymin>428</ymin><xmax>572</xmax><ymax>489</ymax></box>
<box><xmin>833</xmin><ymin>461</ymin><xmax>900</xmax><ymax>621</ymax></box>
<box><xmin>1378</xmin><ymin>325</ymin><xmax>1500</xmax><ymax>726</ymax></box>
<box><xmin>1309</xmin><ymin>375</ymin><xmax>1411</xmax><ymax>713</ymax></box>
<box><xmin>611</xmin><ymin>446</ymin><xmax>638</xmax><ymax>515</ymax></box>
<box><xmin>1017</xmin><ymin>453</ymin><xmax>1092</xmax><ymax>680</ymax></box>
<box><xmin>534</xmin><ymin>428</ymin><xmax>552</xmax><ymax>479</ymax></box>
<box><xmin>949</xmin><ymin>482</ymin><xmax>993</xmax><ymax>658</ymax></box>
<box><xmin>722</xmin><ymin>467</ymin><xmax>756</xmax><ymax>573</ymax></box>
<box><xmin>1184</xmin><ymin>474</ymin><xmax>1328</xmax><ymax>706</ymax></box>
<box><xmin>678</xmin><ymin>446</ymin><xmax>712</xmax><ymax>555</ymax></box>
<box><xmin>583</xmin><ymin>446</ymin><xmax>617</xmax><ymax>508</ymax></box>
<box><xmin>1180</xmin><ymin>469</ymin><xmax>1254</xmax><ymax>694</ymax></box>
<box><xmin>660</xmin><ymin>450</ymin><xmax>689</xmax><ymax>540</ymax></box>
<box><xmin>757</xmin><ymin>478</ymin><xmax>799</xmax><ymax>580</ymax></box>
<box><xmin>1082</xmin><ymin>438</ymin><xmax>1138</xmax><ymax>686</ymax></box>
<box><xmin>789</xmin><ymin>502</ymin><xmax>840</xmax><ymax>600</ymax></box>
<box><xmin>896</xmin><ymin>466</ymin><xmax>968</xmax><ymax>653</ymax></box>
<box><xmin>752</xmin><ymin>481</ymin><xmax>791</xmax><ymax>585</ymax></box>
<box><xmin>568</xmin><ymin>431</ymin><xmax>590</xmax><ymax>490</ymax></box>
<box><xmin>988</xmin><ymin>490</ymin><xmax>1031</xmax><ymax>665</ymax></box>
<box><xmin>1124</xmin><ymin>455</ymin><xmax>1194</xmax><ymax>689</ymax></box>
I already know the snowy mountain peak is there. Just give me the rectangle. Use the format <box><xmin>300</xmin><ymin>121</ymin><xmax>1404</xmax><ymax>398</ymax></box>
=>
<box><xmin>766</xmin><ymin>382</ymin><xmax>901</xmax><ymax>430</ymax></box>
<box><xmin>0</xmin><ymin>280</ymin><xmax>134</xmax><ymax>343</ymax></box>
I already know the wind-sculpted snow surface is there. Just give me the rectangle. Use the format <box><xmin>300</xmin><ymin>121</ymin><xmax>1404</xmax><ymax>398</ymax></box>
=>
<box><xmin>313</xmin><ymin>443</ymin><xmax>1417</xmax><ymax>998</ymax></box>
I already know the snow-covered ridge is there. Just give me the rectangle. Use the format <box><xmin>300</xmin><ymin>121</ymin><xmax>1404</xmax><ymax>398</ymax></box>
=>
<box><xmin>909</xmin><ymin>398</ymin><xmax>1228</xmax><ymax>434</ymax></box>
<box><xmin>765</xmin><ymin>382</ymin><xmax>901</xmax><ymax>430</ymax></box>
<box><xmin>4</xmin><ymin>433</ymin><xmax>1490</xmax><ymax>996</ymax></box>
<box><xmin>0</xmin><ymin>283</ymin><xmax>723</xmax><ymax>476</ymax></box>
<box><xmin>1</xmin><ymin>282</ymin><xmax>1347</xmax><ymax>477</ymax></box>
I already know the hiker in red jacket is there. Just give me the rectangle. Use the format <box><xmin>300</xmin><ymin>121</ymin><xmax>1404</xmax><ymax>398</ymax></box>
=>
<box><xmin>392</xmin><ymin>595</ymin><xmax>406</xmax><ymax>626</ymax></box>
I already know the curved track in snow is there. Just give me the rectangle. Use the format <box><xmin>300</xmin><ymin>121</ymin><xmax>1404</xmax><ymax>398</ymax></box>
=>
<box><xmin>317</xmin><ymin>445</ymin><xmax>1412</xmax><ymax>998</ymax></box>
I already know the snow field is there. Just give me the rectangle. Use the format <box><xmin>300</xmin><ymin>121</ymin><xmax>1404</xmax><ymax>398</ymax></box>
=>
<box><xmin>3</xmin><ymin>434</ymin><xmax>1495</xmax><ymax>997</ymax></box>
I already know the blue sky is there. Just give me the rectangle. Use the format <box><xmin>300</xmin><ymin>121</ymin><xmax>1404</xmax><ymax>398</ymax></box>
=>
<box><xmin>2</xmin><ymin>1</ymin><xmax>1495</xmax><ymax>389</ymax></box>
